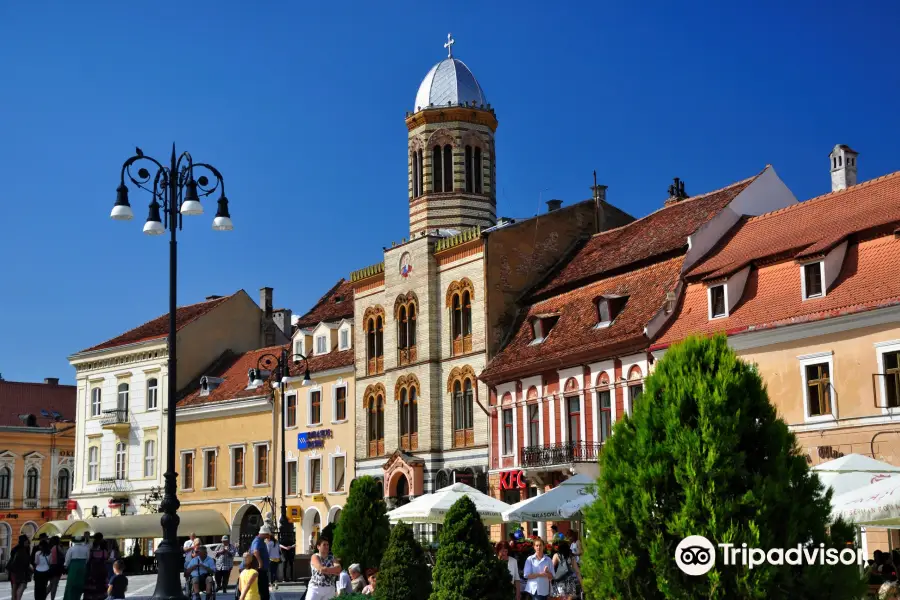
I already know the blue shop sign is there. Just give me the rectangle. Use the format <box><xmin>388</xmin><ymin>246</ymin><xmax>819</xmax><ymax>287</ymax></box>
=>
<box><xmin>298</xmin><ymin>429</ymin><xmax>334</xmax><ymax>450</ymax></box>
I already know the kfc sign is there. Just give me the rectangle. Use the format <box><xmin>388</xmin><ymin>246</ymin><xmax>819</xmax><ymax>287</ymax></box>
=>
<box><xmin>499</xmin><ymin>470</ymin><xmax>526</xmax><ymax>490</ymax></box>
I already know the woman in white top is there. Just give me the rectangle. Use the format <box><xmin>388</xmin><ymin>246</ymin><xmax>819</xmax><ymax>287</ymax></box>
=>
<box><xmin>32</xmin><ymin>540</ymin><xmax>52</xmax><ymax>600</ymax></box>
<box><xmin>523</xmin><ymin>538</ymin><xmax>553</xmax><ymax>600</ymax></box>
<box><xmin>495</xmin><ymin>541</ymin><xmax>520</xmax><ymax>600</ymax></box>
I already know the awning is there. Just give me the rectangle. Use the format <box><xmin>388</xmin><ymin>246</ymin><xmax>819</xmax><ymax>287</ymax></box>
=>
<box><xmin>386</xmin><ymin>483</ymin><xmax>512</xmax><ymax>525</ymax></box>
<box><xmin>34</xmin><ymin>520</ymin><xmax>78</xmax><ymax>540</ymax></box>
<box><xmin>70</xmin><ymin>510</ymin><xmax>229</xmax><ymax>540</ymax></box>
<box><xmin>812</xmin><ymin>453</ymin><xmax>900</xmax><ymax>498</ymax></box>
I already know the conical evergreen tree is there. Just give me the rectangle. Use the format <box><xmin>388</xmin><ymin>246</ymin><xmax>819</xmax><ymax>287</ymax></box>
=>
<box><xmin>376</xmin><ymin>521</ymin><xmax>431</xmax><ymax>600</ymax></box>
<box><xmin>583</xmin><ymin>334</ymin><xmax>865</xmax><ymax>599</ymax></box>
<box><xmin>429</xmin><ymin>496</ymin><xmax>514</xmax><ymax>600</ymax></box>
<box><xmin>332</xmin><ymin>475</ymin><xmax>390</xmax><ymax>573</ymax></box>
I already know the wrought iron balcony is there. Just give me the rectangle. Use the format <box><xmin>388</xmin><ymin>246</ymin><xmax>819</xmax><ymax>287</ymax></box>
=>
<box><xmin>521</xmin><ymin>441</ymin><xmax>603</xmax><ymax>469</ymax></box>
<box><xmin>97</xmin><ymin>477</ymin><xmax>132</xmax><ymax>494</ymax></box>
<box><xmin>23</xmin><ymin>499</ymin><xmax>39</xmax><ymax>509</ymax></box>
<box><xmin>101</xmin><ymin>408</ymin><xmax>130</xmax><ymax>431</ymax></box>
<box><xmin>0</xmin><ymin>499</ymin><xmax>10</xmax><ymax>510</ymax></box>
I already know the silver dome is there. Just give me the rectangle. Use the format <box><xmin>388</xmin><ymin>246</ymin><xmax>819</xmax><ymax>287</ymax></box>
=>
<box><xmin>414</xmin><ymin>58</ymin><xmax>487</xmax><ymax>112</ymax></box>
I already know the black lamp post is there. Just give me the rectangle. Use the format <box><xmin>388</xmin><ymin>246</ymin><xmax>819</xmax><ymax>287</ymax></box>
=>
<box><xmin>253</xmin><ymin>349</ymin><xmax>313</xmax><ymax>561</ymax></box>
<box><xmin>110</xmin><ymin>144</ymin><xmax>232</xmax><ymax>600</ymax></box>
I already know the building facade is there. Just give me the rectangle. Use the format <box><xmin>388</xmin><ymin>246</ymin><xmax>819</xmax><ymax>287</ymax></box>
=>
<box><xmin>67</xmin><ymin>289</ymin><xmax>288</xmax><ymax>523</ymax></box>
<box><xmin>0</xmin><ymin>378</ymin><xmax>76</xmax><ymax>567</ymax></box>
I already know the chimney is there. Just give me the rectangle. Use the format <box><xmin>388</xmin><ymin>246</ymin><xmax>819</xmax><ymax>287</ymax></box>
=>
<box><xmin>546</xmin><ymin>199</ymin><xmax>563</xmax><ymax>212</ymax></box>
<box><xmin>44</xmin><ymin>378</ymin><xmax>59</xmax><ymax>386</ymax></box>
<box><xmin>206</xmin><ymin>295</ymin><xmax>222</xmax><ymax>301</ymax></box>
<box><xmin>830</xmin><ymin>144</ymin><xmax>858</xmax><ymax>192</ymax></box>
<box><xmin>665</xmin><ymin>178</ymin><xmax>688</xmax><ymax>206</ymax></box>
<box><xmin>259</xmin><ymin>287</ymin><xmax>274</xmax><ymax>319</ymax></box>
<box><xmin>591</xmin><ymin>170</ymin><xmax>608</xmax><ymax>233</ymax></box>
<box><xmin>273</xmin><ymin>309</ymin><xmax>293</xmax><ymax>338</ymax></box>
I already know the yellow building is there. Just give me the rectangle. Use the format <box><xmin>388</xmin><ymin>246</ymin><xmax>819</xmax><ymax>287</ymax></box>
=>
<box><xmin>281</xmin><ymin>279</ymin><xmax>355</xmax><ymax>554</ymax></box>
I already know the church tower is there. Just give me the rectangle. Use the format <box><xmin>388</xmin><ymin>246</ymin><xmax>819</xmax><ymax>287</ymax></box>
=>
<box><xmin>406</xmin><ymin>34</ymin><xmax>497</xmax><ymax>236</ymax></box>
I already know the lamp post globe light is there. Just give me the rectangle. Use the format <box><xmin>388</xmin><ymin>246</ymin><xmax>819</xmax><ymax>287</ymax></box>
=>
<box><xmin>110</xmin><ymin>144</ymin><xmax>232</xmax><ymax>600</ymax></box>
<box><xmin>252</xmin><ymin>348</ymin><xmax>314</xmax><ymax>563</ymax></box>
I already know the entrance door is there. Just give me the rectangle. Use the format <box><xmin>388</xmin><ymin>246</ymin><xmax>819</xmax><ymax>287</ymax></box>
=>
<box><xmin>396</xmin><ymin>474</ymin><xmax>410</xmax><ymax>507</ymax></box>
<box><xmin>238</xmin><ymin>505</ymin><xmax>262</xmax><ymax>553</ymax></box>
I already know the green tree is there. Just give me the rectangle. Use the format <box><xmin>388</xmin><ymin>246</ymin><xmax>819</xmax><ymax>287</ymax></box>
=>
<box><xmin>583</xmin><ymin>334</ymin><xmax>865</xmax><ymax>599</ymax></box>
<box><xmin>376</xmin><ymin>521</ymin><xmax>431</xmax><ymax>600</ymax></box>
<box><xmin>429</xmin><ymin>496</ymin><xmax>513</xmax><ymax>600</ymax></box>
<box><xmin>332</xmin><ymin>475</ymin><xmax>390</xmax><ymax>573</ymax></box>
<box><xmin>319</xmin><ymin>523</ymin><xmax>336</xmax><ymax>544</ymax></box>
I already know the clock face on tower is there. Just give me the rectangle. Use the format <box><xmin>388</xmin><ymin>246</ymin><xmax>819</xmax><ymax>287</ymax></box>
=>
<box><xmin>400</xmin><ymin>252</ymin><xmax>413</xmax><ymax>278</ymax></box>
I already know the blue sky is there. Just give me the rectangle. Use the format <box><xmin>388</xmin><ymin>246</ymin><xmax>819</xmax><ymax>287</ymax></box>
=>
<box><xmin>2</xmin><ymin>0</ymin><xmax>899</xmax><ymax>384</ymax></box>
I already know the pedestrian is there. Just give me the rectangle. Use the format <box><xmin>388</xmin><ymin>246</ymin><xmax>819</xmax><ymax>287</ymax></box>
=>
<box><xmin>335</xmin><ymin>559</ymin><xmax>355</xmax><ymax>595</ymax></box>
<box><xmin>33</xmin><ymin>537</ymin><xmax>52</xmax><ymax>600</ymax></box>
<box><xmin>215</xmin><ymin>535</ymin><xmax>237</xmax><ymax>594</ymax></box>
<box><xmin>279</xmin><ymin>538</ymin><xmax>296</xmax><ymax>582</ymax></box>
<box><xmin>361</xmin><ymin>569</ymin><xmax>377</xmax><ymax>595</ymax></box>
<box><xmin>523</xmin><ymin>538</ymin><xmax>553</xmax><ymax>600</ymax></box>
<box><xmin>550</xmin><ymin>540</ymin><xmax>582</xmax><ymax>600</ymax></box>
<box><xmin>6</xmin><ymin>534</ymin><xmax>32</xmax><ymax>600</ymax></box>
<box><xmin>349</xmin><ymin>564</ymin><xmax>365</xmax><ymax>593</ymax></box>
<box><xmin>48</xmin><ymin>536</ymin><xmax>65</xmax><ymax>600</ymax></box>
<box><xmin>495</xmin><ymin>541</ymin><xmax>520</xmax><ymax>600</ymax></box>
<box><xmin>83</xmin><ymin>533</ymin><xmax>110</xmax><ymax>600</ymax></box>
<box><xmin>63</xmin><ymin>534</ymin><xmax>89</xmax><ymax>600</ymax></box>
<box><xmin>105</xmin><ymin>541</ymin><xmax>120</xmax><ymax>586</ymax></box>
<box><xmin>237</xmin><ymin>554</ymin><xmax>260</xmax><ymax>600</ymax></box>
<box><xmin>266</xmin><ymin>535</ymin><xmax>281</xmax><ymax>590</ymax></box>
<box><xmin>305</xmin><ymin>538</ymin><xmax>341</xmax><ymax>600</ymax></box>
<box><xmin>251</xmin><ymin>526</ymin><xmax>271</xmax><ymax>600</ymax></box>
<box><xmin>106</xmin><ymin>560</ymin><xmax>128</xmax><ymax>600</ymax></box>
<box><xmin>183</xmin><ymin>533</ymin><xmax>198</xmax><ymax>555</ymax></box>
<box><xmin>186</xmin><ymin>546</ymin><xmax>216</xmax><ymax>600</ymax></box>
<box><xmin>565</xmin><ymin>530</ymin><xmax>581</xmax><ymax>565</ymax></box>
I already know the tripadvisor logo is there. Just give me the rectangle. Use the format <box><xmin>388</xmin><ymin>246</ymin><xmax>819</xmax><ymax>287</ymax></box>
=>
<box><xmin>675</xmin><ymin>535</ymin><xmax>865</xmax><ymax>575</ymax></box>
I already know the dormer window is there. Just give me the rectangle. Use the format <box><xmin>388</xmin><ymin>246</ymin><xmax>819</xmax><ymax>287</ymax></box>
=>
<box><xmin>316</xmin><ymin>335</ymin><xmax>328</xmax><ymax>355</ymax></box>
<box><xmin>247</xmin><ymin>369</ymin><xmax>270</xmax><ymax>389</ymax></box>
<box><xmin>294</xmin><ymin>339</ymin><xmax>303</xmax><ymax>356</ymax></box>
<box><xmin>596</xmin><ymin>296</ymin><xmax>628</xmax><ymax>328</ymax></box>
<box><xmin>339</xmin><ymin>328</ymin><xmax>350</xmax><ymax>351</ymax></box>
<box><xmin>199</xmin><ymin>376</ymin><xmax>224</xmax><ymax>397</ymax></box>
<box><xmin>803</xmin><ymin>261</ymin><xmax>824</xmax><ymax>299</ymax></box>
<box><xmin>709</xmin><ymin>285</ymin><xmax>727</xmax><ymax>319</ymax></box>
<box><xmin>530</xmin><ymin>314</ymin><xmax>560</xmax><ymax>345</ymax></box>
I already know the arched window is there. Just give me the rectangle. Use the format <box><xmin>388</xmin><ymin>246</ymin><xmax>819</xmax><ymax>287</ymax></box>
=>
<box><xmin>628</xmin><ymin>365</ymin><xmax>644</xmax><ymax>415</ymax></box>
<box><xmin>364</xmin><ymin>307</ymin><xmax>385</xmax><ymax>375</ymax></box>
<box><xmin>0</xmin><ymin>467</ymin><xmax>10</xmax><ymax>501</ymax></box>
<box><xmin>596</xmin><ymin>372</ymin><xmax>612</xmax><ymax>443</ymax></box>
<box><xmin>395</xmin><ymin>293</ymin><xmax>418</xmax><ymax>366</ymax></box>
<box><xmin>417</xmin><ymin>149</ymin><xmax>424</xmax><ymax>197</ymax></box>
<box><xmin>398</xmin><ymin>306</ymin><xmax>407</xmax><ymax>351</ymax></box>
<box><xmin>564</xmin><ymin>378</ymin><xmax>581</xmax><ymax>445</ymax></box>
<box><xmin>88</xmin><ymin>447</ymin><xmax>99</xmax><ymax>482</ymax></box>
<box><xmin>366</xmin><ymin>388</ymin><xmax>385</xmax><ymax>458</ymax></box>
<box><xmin>411</xmin><ymin>152</ymin><xmax>420</xmax><ymax>198</ymax></box>
<box><xmin>396</xmin><ymin>376</ymin><xmax>420</xmax><ymax>452</ymax></box>
<box><xmin>449</xmin><ymin>367</ymin><xmax>477</xmax><ymax>448</ymax></box>
<box><xmin>434</xmin><ymin>469</ymin><xmax>449</xmax><ymax>491</ymax></box>
<box><xmin>0</xmin><ymin>523</ymin><xmax>11</xmax><ymax>561</ymax></box>
<box><xmin>25</xmin><ymin>467</ymin><xmax>38</xmax><ymax>500</ymax></box>
<box><xmin>117</xmin><ymin>382</ymin><xmax>129</xmax><ymax>414</ymax></box>
<box><xmin>465</xmin><ymin>145</ymin><xmax>474</xmax><ymax>193</ymax></box>
<box><xmin>474</xmin><ymin>147</ymin><xmax>483</xmax><ymax>193</ymax></box>
<box><xmin>432</xmin><ymin>145</ymin><xmax>443</xmax><ymax>193</ymax></box>
<box><xmin>447</xmin><ymin>279</ymin><xmax>475</xmax><ymax>355</ymax></box>
<box><xmin>57</xmin><ymin>469</ymin><xmax>70</xmax><ymax>501</ymax></box>
<box><xmin>443</xmin><ymin>144</ymin><xmax>453</xmax><ymax>192</ymax></box>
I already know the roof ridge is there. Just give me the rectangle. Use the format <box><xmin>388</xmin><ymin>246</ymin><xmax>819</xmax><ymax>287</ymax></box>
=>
<box><xmin>0</xmin><ymin>380</ymin><xmax>76</xmax><ymax>387</ymax></box>
<box><xmin>747</xmin><ymin>170</ymin><xmax>900</xmax><ymax>223</ymax></box>
<box><xmin>298</xmin><ymin>279</ymin><xmax>346</xmax><ymax>321</ymax></box>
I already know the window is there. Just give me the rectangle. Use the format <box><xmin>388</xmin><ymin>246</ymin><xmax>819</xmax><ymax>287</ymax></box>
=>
<box><xmin>432</xmin><ymin>145</ymin><xmax>443</xmax><ymax>193</ymax></box>
<box><xmin>340</xmin><ymin>328</ymin><xmax>350</xmax><ymax>350</ymax></box>
<box><xmin>0</xmin><ymin>467</ymin><xmax>10</xmax><ymax>500</ymax></box>
<box><xmin>528</xmin><ymin>403</ymin><xmax>540</xmax><ymax>447</ymax></box>
<box><xmin>181</xmin><ymin>452</ymin><xmax>194</xmax><ymax>490</ymax></box>
<box><xmin>396</xmin><ymin>296</ymin><xmax>419</xmax><ymax>366</ymax></box>
<box><xmin>25</xmin><ymin>468</ymin><xmax>38</xmax><ymax>500</ymax></box>
<box><xmin>231</xmin><ymin>447</ymin><xmax>245</xmax><ymax>487</ymax></box>
<box><xmin>287</xmin><ymin>461</ymin><xmax>298</xmax><ymax>495</ymax></box>
<box><xmin>366</xmin><ymin>390</ymin><xmax>385</xmax><ymax>457</ymax></box>
<box><xmin>443</xmin><ymin>144</ymin><xmax>453</xmax><ymax>192</ymax></box>
<box><xmin>803</xmin><ymin>262</ymin><xmax>824</xmax><ymax>299</ymax></box>
<box><xmin>598</xmin><ymin>388</ymin><xmax>612</xmax><ymax>443</ymax></box>
<box><xmin>115</xmin><ymin>442</ymin><xmax>126</xmax><ymax>479</ymax></box>
<box><xmin>144</xmin><ymin>440</ymin><xmax>156</xmax><ymax>478</ymax></box>
<box><xmin>334</xmin><ymin>386</ymin><xmax>347</xmax><ymax>422</ymax></box>
<box><xmin>531</xmin><ymin>315</ymin><xmax>559</xmax><ymax>345</ymax></box>
<box><xmin>415</xmin><ymin>149</ymin><xmax>423</xmax><ymax>197</ymax></box>
<box><xmin>502</xmin><ymin>408</ymin><xmax>514</xmax><ymax>455</ymax></box>
<box><xmin>567</xmin><ymin>396</ymin><xmax>581</xmax><ymax>443</ymax></box>
<box><xmin>398</xmin><ymin>380</ymin><xmax>419</xmax><ymax>451</ymax></box>
<box><xmin>204</xmin><ymin>450</ymin><xmax>216</xmax><ymax>489</ymax></box>
<box><xmin>310</xmin><ymin>390</ymin><xmax>322</xmax><ymax>425</ymax></box>
<box><xmin>466</xmin><ymin>146</ymin><xmax>483</xmax><ymax>194</ymax></box>
<box><xmin>286</xmin><ymin>394</ymin><xmax>297</xmax><ymax>428</ymax></box>
<box><xmin>294</xmin><ymin>339</ymin><xmax>303</xmax><ymax>357</ymax></box>
<box><xmin>629</xmin><ymin>384</ymin><xmax>643</xmax><ymax>409</ymax></box>
<box><xmin>90</xmin><ymin>388</ymin><xmax>101</xmax><ymax>417</ymax></box>
<box><xmin>805</xmin><ymin>362</ymin><xmax>831</xmax><ymax>417</ymax></box>
<box><xmin>448</xmin><ymin>280</ymin><xmax>474</xmax><ymax>355</ymax></box>
<box><xmin>147</xmin><ymin>378</ymin><xmax>158</xmax><ymax>410</ymax></box>
<box><xmin>332</xmin><ymin>455</ymin><xmax>346</xmax><ymax>493</ymax></box>
<box><xmin>57</xmin><ymin>469</ymin><xmax>70</xmax><ymax>500</ymax></box>
<box><xmin>88</xmin><ymin>447</ymin><xmax>99</xmax><ymax>482</ymax></box>
<box><xmin>412</xmin><ymin>150</ymin><xmax>420</xmax><ymax>198</ymax></box>
<box><xmin>474</xmin><ymin>147</ymin><xmax>483</xmax><ymax>193</ymax></box>
<box><xmin>309</xmin><ymin>458</ymin><xmax>322</xmax><ymax>494</ymax></box>
<box><xmin>365</xmin><ymin>308</ymin><xmax>385</xmax><ymax>375</ymax></box>
<box><xmin>451</xmin><ymin>375</ymin><xmax>475</xmax><ymax>448</ymax></box>
<box><xmin>117</xmin><ymin>382</ymin><xmax>129</xmax><ymax>412</ymax></box>
<box><xmin>465</xmin><ymin>145</ymin><xmax>474</xmax><ymax>193</ymax></box>
<box><xmin>316</xmin><ymin>335</ymin><xmax>328</xmax><ymax>354</ymax></box>
<box><xmin>627</xmin><ymin>367</ymin><xmax>643</xmax><ymax>414</ymax></box>
<box><xmin>255</xmin><ymin>444</ymin><xmax>269</xmax><ymax>485</ymax></box>
<box><xmin>885</xmin><ymin>351</ymin><xmax>900</xmax><ymax>409</ymax></box>
<box><xmin>709</xmin><ymin>285</ymin><xmax>727</xmax><ymax>318</ymax></box>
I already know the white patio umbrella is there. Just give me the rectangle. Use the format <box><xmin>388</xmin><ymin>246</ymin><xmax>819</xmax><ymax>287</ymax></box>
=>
<box><xmin>386</xmin><ymin>482</ymin><xmax>512</xmax><ymax>525</ymax></box>
<box><xmin>503</xmin><ymin>474</ymin><xmax>596</xmax><ymax>522</ymax></box>
<box><xmin>812</xmin><ymin>453</ymin><xmax>900</xmax><ymax>498</ymax></box>
<box><xmin>831</xmin><ymin>473</ymin><xmax>900</xmax><ymax>527</ymax></box>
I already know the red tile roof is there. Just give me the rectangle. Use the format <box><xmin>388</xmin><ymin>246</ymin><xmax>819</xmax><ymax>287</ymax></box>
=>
<box><xmin>0</xmin><ymin>380</ymin><xmax>76</xmax><ymax>427</ymax></box>
<box><xmin>654</xmin><ymin>235</ymin><xmax>900</xmax><ymax>347</ymax></box>
<box><xmin>532</xmin><ymin>174</ymin><xmax>759</xmax><ymax>297</ymax></box>
<box><xmin>481</xmin><ymin>256</ymin><xmax>684</xmax><ymax>383</ymax></box>
<box><xmin>290</xmin><ymin>349</ymin><xmax>354</xmax><ymax>376</ymax></box>
<box><xmin>79</xmin><ymin>294</ymin><xmax>237</xmax><ymax>353</ymax></box>
<box><xmin>294</xmin><ymin>279</ymin><xmax>354</xmax><ymax>330</ymax></box>
<box><xmin>688</xmin><ymin>171</ymin><xmax>900</xmax><ymax>281</ymax></box>
<box><xmin>179</xmin><ymin>346</ymin><xmax>283</xmax><ymax>407</ymax></box>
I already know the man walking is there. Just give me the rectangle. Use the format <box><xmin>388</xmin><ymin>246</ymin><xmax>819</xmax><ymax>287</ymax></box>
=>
<box><xmin>250</xmin><ymin>526</ymin><xmax>271</xmax><ymax>600</ymax></box>
<box><xmin>214</xmin><ymin>535</ymin><xmax>237</xmax><ymax>594</ymax></box>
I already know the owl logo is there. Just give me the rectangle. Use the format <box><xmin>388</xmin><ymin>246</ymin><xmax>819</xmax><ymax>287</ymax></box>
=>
<box><xmin>400</xmin><ymin>252</ymin><xmax>413</xmax><ymax>278</ymax></box>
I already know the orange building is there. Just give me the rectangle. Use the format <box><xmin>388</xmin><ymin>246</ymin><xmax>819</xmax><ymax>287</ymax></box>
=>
<box><xmin>0</xmin><ymin>377</ymin><xmax>76</xmax><ymax>568</ymax></box>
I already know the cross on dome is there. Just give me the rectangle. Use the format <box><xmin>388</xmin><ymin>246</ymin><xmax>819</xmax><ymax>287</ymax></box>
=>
<box><xmin>444</xmin><ymin>33</ymin><xmax>455</xmax><ymax>58</ymax></box>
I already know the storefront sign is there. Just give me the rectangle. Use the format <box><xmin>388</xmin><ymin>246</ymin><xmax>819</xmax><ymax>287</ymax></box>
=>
<box><xmin>288</xmin><ymin>507</ymin><xmax>302</xmax><ymax>523</ymax></box>
<box><xmin>298</xmin><ymin>429</ymin><xmax>333</xmax><ymax>450</ymax></box>
<box><xmin>313</xmin><ymin>494</ymin><xmax>325</xmax><ymax>502</ymax></box>
<box><xmin>499</xmin><ymin>470</ymin><xmax>526</xmax><ymax>490</ymax></box>
<box><xmin>805</xmin><ymin>445</ymin><xmax>846</xmax><ymax>464</ymax></box>
<box><xmin>59</xmin><ymin>450</ymin><xmax>74</xmax><ymax>457</ymax></box>
<box><xmin>4</xmin><ymin>513</ymin><xmax>19</xmax><ymax>519</ymax></box>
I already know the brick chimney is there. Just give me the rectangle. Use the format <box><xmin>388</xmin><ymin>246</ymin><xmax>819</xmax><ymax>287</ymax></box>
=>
<box><xmin>259</xmin><ymin>287</ymin><xmax>274</xmax><ymax>319</ymax></box>
<box><xmin>592</xmin><ymin>170</ymin><xmax>608</xmax><ymax>233</ymax></box>
<box><xmin>260</xmin><ymin>287</ymin><xmax>276</xmax><ymax>346</ymax></box>
<box><xmin>665</xmin><ymin>178</ymin><xmax>688</xmax><ymax>206</ymax></box>
<box><xmin>44</xmin><ymin>378</ymin><xmax>59</xmax><ymax>386</ymax></box>
<box><xmin>546</xmin><ymin>199</ymin><xmax>563</xmax><ymax>212</ymax></box>
<box><xmin>830</xmin><ymin>144</ymin><xmax>858</xmax><ymax>192</ymax></box>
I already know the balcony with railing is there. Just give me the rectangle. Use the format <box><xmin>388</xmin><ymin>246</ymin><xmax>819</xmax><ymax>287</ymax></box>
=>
<box><xmin>0</xmin><ymin>499</ymin><xmax>10</xmax><ymax>510</ymax></box>
<box><xmin>97</xmin><ymin>477</ymin><xmax>132</xmax><ymax>494</ymax></box>
<box><xmin>53</xmin><ymin>498</ymin><xmax>70</xmax><ymax>509</ymax></box>
<box><xmin>521</xmin><ymin>441</ymin><xmax>603</xmax><ymax>469</ymax></box>
<box><xmin>101</xmin><ymin>408</ymin><xmax>130</xmax><ymax>432</ymax></box>
<box><xmin>23</xmin><ymin>498</ymin><xmax>39</xmax><ymax>509</ymax></box>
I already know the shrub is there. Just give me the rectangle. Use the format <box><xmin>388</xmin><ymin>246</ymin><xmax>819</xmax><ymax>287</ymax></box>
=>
<box><xmin>332</xmin><ymin>475</ymin><xmax>390</xmax><ymax>573</ymax></box>
<box><xmin>375</xmin><ymin>521</ymin><xmax>431</xmax><ymax>600</ymax></box>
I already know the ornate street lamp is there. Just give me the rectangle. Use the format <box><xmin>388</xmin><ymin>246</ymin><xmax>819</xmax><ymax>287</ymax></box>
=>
<box><xmin>110</xmin><ymin>145</ymin><xmax>232</xmax><ymax>600</ymax></box>
<box><xmin>252</xmin><ymin>349</ymin><xmax>313</xmax><ymax>560</ymax></box>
